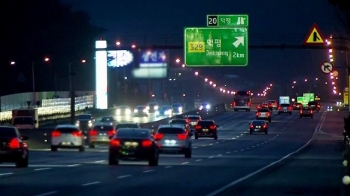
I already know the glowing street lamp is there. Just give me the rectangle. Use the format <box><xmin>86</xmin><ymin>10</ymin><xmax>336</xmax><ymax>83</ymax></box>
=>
<box><xmin>194</xmin><ymin>71</ymin><xmax>199</xmax><ymax>76</ymax></box>
<box><xmin>116</xmin><ymin>41</ymin><xmax>121</xmax><ymax>46</ymax></box>
<box><xmin>293</xmin><ymin>81</ymin><xmax>296</xmax><ymax>84</ymax></box>
<box><xmin>175</xmin><ymin>58</ymin><xmax>180</xmax><ymax>63</ymax></box>
<box><xmin>81</xmin><ymin>59</ymin><xmax>86</xmax><ymax>63</ymax></box>
<box><xmin>131</xmin><ymin>44</ymin><xmax>136</xmax><ymax>48</ymax></box>
<box><xmin>10</xmin><ymin>61</ymin><xmax>15</xmax><ymax>65</ymax></box>
<box><xmin>304</xmin><ymin>79</ymin><xmax>308</xmax><ymax>82</ymax></box>
<box><xmin>44</xmin><ymin>57</ymin><xmax>50</xmax><ymax>62</ymax></box>
<box><xmin>205</xmin><ymin>78</ymin><xmax>208</xmax><ymax>82</ymax></box>
<box><xmin>270</xmin><ymin>84</ymin><xmax>273</xmax><ymax>87</ymax></box>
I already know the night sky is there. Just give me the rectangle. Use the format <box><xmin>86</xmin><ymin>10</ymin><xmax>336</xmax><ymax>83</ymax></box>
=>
<box><xmin>61</xmin><ymin>0</ymin><xmax>345</xmax><ymax>96</ymax></box>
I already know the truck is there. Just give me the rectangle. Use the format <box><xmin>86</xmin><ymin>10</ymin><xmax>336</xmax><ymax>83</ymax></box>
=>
<box><xmin>12</xmin><ymin>108</ymin><xmax>39</xmax><ymax>129</ymax></box>
<box><xmin>279</xmin><ymin>96</ymin><xmax>290</xmax><ymax>105</ymax></box>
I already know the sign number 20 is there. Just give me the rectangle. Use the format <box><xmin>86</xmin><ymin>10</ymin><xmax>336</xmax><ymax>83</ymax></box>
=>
<box><xmin>207</xmin><ymin>15</ymin><xmax>218</xmax><ymax>26</ymax></box>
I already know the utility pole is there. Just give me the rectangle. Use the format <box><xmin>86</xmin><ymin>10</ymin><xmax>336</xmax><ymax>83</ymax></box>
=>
<box><xmin>69</xmin><ymin>63</ymin><xmax>76</xmax><ymax>124</ymax></box>
<box><xmin>32</xmin><ymin>61</ymin><xmax>35</xmax><ymax>107</ymax></box>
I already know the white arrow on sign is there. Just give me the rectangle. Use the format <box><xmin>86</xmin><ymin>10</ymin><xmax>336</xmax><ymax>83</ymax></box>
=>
<box><xmin>233</xmin><ymin>36</ymin><xmax>244</xmax><ymax>48</ymax></box>
<box><xmin>320</xmin><ymin>61</ymin><xmax>333</xmax><ymax>74</ymax></box>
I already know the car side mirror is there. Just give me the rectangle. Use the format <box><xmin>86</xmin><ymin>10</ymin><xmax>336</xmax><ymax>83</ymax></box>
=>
<box><xmin>21</xmin><ymin>136</ymin><xmax>29</xmax><ymax>140</ymax></box>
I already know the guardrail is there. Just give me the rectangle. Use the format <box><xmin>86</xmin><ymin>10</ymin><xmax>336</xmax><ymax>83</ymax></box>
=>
<box><xmin>18</xmin><ymin>103</ymin><xmax>227</xmax><ymax>149</ymax></box>
<box><xmin>0</xmin><ymin>95</ymin><xmax>93</xmax><ymax>122</ymax></box>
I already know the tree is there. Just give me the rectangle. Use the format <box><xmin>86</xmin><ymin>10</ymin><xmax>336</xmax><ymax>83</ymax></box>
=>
<box><xmin>0</xmin><ymin>0</ymin><xmax>104</xmax><ymax>95</ymax></box>
<box><xmin>328</xmin><ymin>0</ymin><xmax>350</xmax><ymax>37</ymax></box>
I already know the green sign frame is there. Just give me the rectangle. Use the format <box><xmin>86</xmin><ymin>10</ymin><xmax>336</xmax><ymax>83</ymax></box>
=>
<box><xmin>184</xmin><ymin>27</ymin><xmax>248</xmax><ymax>67</ymax></box>
<box><xmin>207</xmin><ymin>14</ymin><xmax>249</xmax><ymax>27</ymax></box>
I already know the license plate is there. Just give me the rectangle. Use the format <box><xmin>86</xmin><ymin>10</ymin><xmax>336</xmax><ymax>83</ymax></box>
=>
<box><xmin>165</xmin><ymin>140</ymin><xmax>176</xmax><ymax>144</ymax></box>
<box><xmin>255</xmin><ymin>129</ymin><xmax>260</xmax><ymax>131</ymax></box>
<box><xmin>61</xmin><ymin>142</ymin><xmax>70</xmax><ymax>145</ymax></box>
<box><xmin>99</xmin><ymin>133</ymin><xmax>107</xmax><ymax>136</ymax></box>
<box><xmin>203</xmin><ymin>129</ymin><xmax>209</xmax><ymax>132</ymax></box>
<box><xmin>191</xmin><ymin>122</ymin><xmax>196</xmax><ymax>125</ymax></box>
<box><xmin>283</xmin><ymin>107</ymin><xmax>287</xmax><ymax>110</ymax></box>
<box><xmin>311</xmin><ymin>105</ymin><xmax>315</xmax><ymax>107</ymax></box>
<box><xmin>122</xmin><ymin>151</ymin><xmax>135</xmax><ymax>155</ymax></box>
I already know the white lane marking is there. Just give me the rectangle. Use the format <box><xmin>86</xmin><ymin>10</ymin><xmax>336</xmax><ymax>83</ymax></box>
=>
<box><xmin>233</xmin><ymin>150</ymin><xmax>238</xmax><ymax>153</ymax></box>
<box><xmin>216</xmin><ymin>142</ymin><xmax>219</xmax><ymax>144</ymax></box>
<box><xmin>67</xmin><ymin>164</ymin><xmax>80</xmax><ymax>167</ymax></box>
<box><xmin>217</xmin><ymin>154</ymin><xmax>222</xmax><ymax>156</ymax></box>
<box><xmin>193</xmin><ymin>147</ymin><xmax>198</xmax><ymax>149</ymax></box>
<box><xmin>94</xmin><ymin>160</ymin><xmax>105</xmax><ymax>163</ymax></box>
<box><xmin>252</xmin><ymin>146</ymin><xmax>256</xmax><ymax>148</ymax></box>
<box><xmin>181</xmin><ymin>162</ymin><xmax>189</xmax><ymax>165</ymax></box>
<box><xmin>118</xmin><ymin>175</ymin><xmax>131</xmax><ymax>179</ymax></box>
<box><xmin>205</xmin><ymin>111</ymin><xmax>327</xmax><ymax>196</ymax></box>
<box><xmin>231</xmin><ymin>138</ymin><xmax>236</xmax><ymax>139</ymax></box>
<box><xmin>202</xmin><ymin>145</ymin><xmax>207</xmax><ymax>147</ymax></box>
<box><xmin>165</xmin><ymin>166</ymin><xmax>172</xmax><ymax>169</ymax></box>
<box><xmin>209</xmin><ymin>143</ymin><xmax>213</xmax><ymax>146</ymax></box>
<box><xmin>246</xmin><ymin>148</ymin><xmax>250</xmax><ymax>150</ymax></box>
<box><xmin>34</xmin><ymin>168</ymin><xmax>51</xmax><ymax>171</ymax></box>
<box><xmin>143</xmin><ymin>170</ymin><xmax>154</xmax><ymax>173</ymax></box>
<box><xmin>240</xmin><ymin>149</ymin><xmax>244</xmax><ymax>151</ymax></box>
<box><xmin>34</xmin><ymin>191</ymin><xmax>58</xmax><ymax>196</ymax></box>
<box><xmin>209</xmin><ymin>156</ymin><xmax>214</xmax><ymax>158</ymax></box>
<box><xmin>82</xmin><ymin>181</ymin><xmax>100</xmax><ymax>186</ymax></box>
<box><xmin>196</xmin><ymin>159</ymin><xmax>202</xmax><ymax>162</ymax></box>
<box><xmin>0</xmin><ymin>173</ymin><xmax>13</xmax><ymax>176</ymax></box>
<box><xmin>226</xmin><ymin>152</ymin><xmax>230</xmax><ymax>154</ymax></box>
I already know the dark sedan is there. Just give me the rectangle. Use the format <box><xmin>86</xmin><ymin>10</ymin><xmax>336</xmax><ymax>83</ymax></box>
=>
<box><xmin>249</xmin><ymin>120</ymin><xmax>268</xmax><ymax>134</ymax></box>
<box><xmin>108</xmin><ymin>128</ymin><xmax>159</xmax><ymax>166</ymax></box>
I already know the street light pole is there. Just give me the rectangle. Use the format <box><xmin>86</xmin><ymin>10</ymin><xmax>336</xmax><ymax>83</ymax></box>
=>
<box><xmin>31</xmin><ymin>61</ymin><xmax>35</xmax><ymax>107</ymax></box>
<box><xmin>69</xmin><ymin>63</ymin><xmax>76</xmax><ymax>124</ymax></box>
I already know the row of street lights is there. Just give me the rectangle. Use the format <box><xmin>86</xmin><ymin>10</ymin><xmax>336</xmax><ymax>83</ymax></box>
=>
<box><xmin>257</xmin><ymin>84</ymin><xmax>273</xmax><ymax>97</ymax></box>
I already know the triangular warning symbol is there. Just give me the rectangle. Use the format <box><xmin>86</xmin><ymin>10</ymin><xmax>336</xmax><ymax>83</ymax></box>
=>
<box><xmin>303</xmin><ymin>23</ymin><xmax>326</xmax><ymax>45</ymax></box>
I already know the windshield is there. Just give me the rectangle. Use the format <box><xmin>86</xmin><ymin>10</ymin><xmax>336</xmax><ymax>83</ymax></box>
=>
<box><xmin>116</xmin><ymin>129</ymin><xmax>150</xmax><ymax>138</ymax></box>
<box><xmin>158</xmin><ymin>128</ymin><xmax>184</xmax><ymax>134</ymax></box>
<box><xmin>251</xmin><ymin>121</ymin><xmax>265</xmax><ymax>125</ymax></box>
<box><xmin>93</xmin><ymin>125</ymin><xmax>114</xmax><ymax>131</ymax></box>
<box><xmin>13</xmin><ymin>117</ymin><xmax>33</xmax><ymax>125</ymax></box>
<box><xmin>170</xmin><ymin>120</ymin><xmax>187</xmax><ymax>124</ymax></box>
<box><xmin>78</xmin><ymin>115</ymin><xmax>91</xmax><ymax>120</ymax></box>
<box><xmin>197</xmin><ymin>121</ymin><xmax>215</xmax><ymax>126</ymax></box>
<box><xmin>101</xmin><ymin>117</ymin><xmax>114</xmax><ymax>122</ymax></box>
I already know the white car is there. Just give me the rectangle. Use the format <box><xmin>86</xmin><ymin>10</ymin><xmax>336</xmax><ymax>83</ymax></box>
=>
<box><xmin>51</xmin><ymin>125</ymin><xmax>85</xmax><ymax>152</ymax></box>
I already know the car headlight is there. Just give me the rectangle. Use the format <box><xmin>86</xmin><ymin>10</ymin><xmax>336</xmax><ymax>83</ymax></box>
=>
<box><xmin>206</xmin><ymin>105</ymin><xmax>210</xmax><ymax>109</ymax></box>
<box><xmin>143</xmin><ymin>109</ymin><xmax>147</xmax><ymax>113</ymax></box>
<box><xmin>155</xmin><ymin>111</ymin><xmax>159</xmax><ymax>115</ymax></box>
<box><xmin>116</xmin><ymin>109</ymin><xmax>120</xmax><ymax>114</ymax></box>
<box><xmin>179</xmin><ymin>107</ymin><xmax>183</xmax><ymax>111</ymax></box>
<box><xmin>146</xmin><ymin>106</ymin><xmax>150</xmax><ymax>110</ymax></box>
<box><xmin>126</xmin><ymin>109</ymin><xmax>131</xmax><ymax>114</ymax></box>
<box><xmin>165</xmin><ymin>110</ymin><xmax>170</xmax><ymax>115</ymax></box>
<box><xmin>154</xmin><ymin>106</ymin><xmax>159</xmax><ymax>110</ymax></box>
<box><xmin>75</xmin><ymin>121</ymin><xmax>80</xmax><ymax>126</ymax></box>
<box><xmin>199</xmin><ymin>106</ymin><xmax>203</xmax><ymax>110</ymax></box>
<box><xmin>134</xmin><ymin>109</ymin><xmax>138</xmax><ymax>112</ymax></box>
<box><xmin>88</xmin><ymin>120</ymin><xmax>93</xmax><ymax>127</ymax></box>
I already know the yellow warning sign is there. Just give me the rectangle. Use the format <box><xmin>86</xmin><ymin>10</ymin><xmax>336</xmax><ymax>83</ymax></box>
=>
<box><xmin>303</xmin><ymin>23</ymin><xmax>325</xmax><ymax>45</ymax></box>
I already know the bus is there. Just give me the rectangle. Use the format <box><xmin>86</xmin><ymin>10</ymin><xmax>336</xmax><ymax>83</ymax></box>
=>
<box><xmin>232</xmin><ymin>91</ymin><xmax>252</xmax><ymax>111</ymax></box>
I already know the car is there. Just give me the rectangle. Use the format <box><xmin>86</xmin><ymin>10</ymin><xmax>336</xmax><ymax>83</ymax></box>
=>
<box><xmin>156</xmin><ymin>105</ymin><xmax>173</xmax><ymax>117</ymax></box>
<box><xmin>153</xmin><ymin>124</ymin><xmax>192</xmax><ymax>158</ymax></box>
<box><xmin>292</xmin><ymin>102</ymin><xmax>303</xmax><ymax>110</ymax></box>
<box><xmin>171</xmin><ymin>114</ymin><xmax>185</xmax><ymax>120</ymax></box>
<box><xmin>267</xmin><ymin>100</ymin><xmax>278</xmax><ymax>110</ymax></box>
<box><xmin>0</xmin><ymin>126</ymin><xmax>29</xmax><ymax>167</ymax></box>
<box><xmin>261</xmin><ymin>102</ymin><xmax>273</xmax><ymax>111</ymax></box>
<box><xmin>299</xmin><ymin>106</ymin><xmax>313</xmax><ymax>118</ymax></box>
<box><xmin>199</xmin><ymin>102</ymin><xmax>211</xmax><ymax>111</ymax></box>
<box><xmin>169</xmin><ymin>119</ymin><xmax>191</xmax><ymax>132</ymax></box>
<box><xmin>51</xmin><ymin>125</ymin><xmax>85</xmax><ymax>152</ymax></box>
<box><xmin>327</xmin><ymin>105</ymin><xmax>333</xmax><ymax>111</ymax></box>
<box><xmin>171</xmin><ymin>103</ymin><xmax>183</xmax><ymax>114</ymax></box>
<box><xmin>116</xmin><ymin>105</ymin><xmax>132</xmax><ymax>116</ymax></box>
<box><xmin>75</xmin><ymin>114</ymin><xmax>94</xmax><ymax>131</ymax></box>
<box><xmin>186</xmin><ymin>115</ymin><xmax>202</xmax><ymax>128</ymax></box>
<box><xmin>148</xmin><ymin>102</ymin><xmax>159</xmax><ymax>113</ymax></box>
<box><xmin>100</xmin><ymin>116</ymin><xmax>116</xmax><ymax>125</ymax></box>
<box><xmin>133</xmin><ymin>105</ymin><xmax>148</xmax><ymax>117</ymax></box>
<box><xmin>108</xmin><ymin>128</ymin><xmax>159</xmax><ymax>166</ymax></box>
<box><xmin>88</xmin><ymin>123</ymin><xmax>116</xmax><ymax>148</ymax></box>
<box><xmin>277</xmin><ymin>104</ymin><xmax>292</xmax><ymax>115</ymax></box>
<box><xmin>256</xmin><ymin>108</ymin><xmax>272</xmax><ymax>122</ymax></box>
<box><xmin>194</xmin><ymin>120</ymin><xmax>219</xmax><ymax>140</ymax></box>
<box><xmin>308</xmin><ymin>101</ymin><xmax>321</xmax><ymax>112</ymax></box>
<box><xmin>249</xmin><ymin>120</ymin><xmax>268</xmax><ymax>134</ymax></box>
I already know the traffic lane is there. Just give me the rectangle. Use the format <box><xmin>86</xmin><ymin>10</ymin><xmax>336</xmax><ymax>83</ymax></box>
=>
<box><xmin>217</xmin><ymin>112</ymin><xmax>343</xmax><ymax>196</ymax></box>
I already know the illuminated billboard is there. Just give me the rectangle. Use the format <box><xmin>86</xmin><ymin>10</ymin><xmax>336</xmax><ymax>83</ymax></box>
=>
<box><xmin>95</xmin><ymin>50</ymin><xmax>108</xmax><ymax>109</ymax></box>
<box><xmin>132</xmin><ymin>50</ymin><xmax>167</xmax><ymax>78</ymax></box>
<box><xmin>107</xmin><ymin>50</ymin><xmax>133</xmax><ymax>67</ymax></box>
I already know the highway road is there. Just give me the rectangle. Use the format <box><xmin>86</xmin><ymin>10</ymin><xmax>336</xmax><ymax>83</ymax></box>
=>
<box><xmin>0</xmin><ymin>108</ymin><xmax>339</xmax><ymax>196</ymax></box>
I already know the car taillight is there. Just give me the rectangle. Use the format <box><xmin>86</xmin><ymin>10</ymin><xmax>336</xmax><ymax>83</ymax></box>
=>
<box><xmin>107</xmin><ymin>130</ymin><xmax>116</xmax><ymax>136</ymax></box>
<box><xmin>317</xmin><ymin>105</ymin><xmax>320</xmax><ymax>108</ymax></box>
<box><xmin>267</xmin><ymin>113</ymin><xmax>270</xmax><ymax>116</ymax></box>
<box><xmin>310</xmin><ymin>110</ymin><xmax>313</xmax><ymax>113</ymax></box>
<box><xmin>8</xmin><ymin>138</ymin><xmax>20</xmax><ymax>149</ymax></box>
<box><xmin>186</xmin><ymin>118</ymin><xmax>190</xmax><ymax>123</ymax></box>
<box><xmin>110</xmin><ymin>139</ymin><xmax>121</xmax><ymax>147</ymax></box>
<box><xmin>233</xmin><ymin>102</ymin><xmax>236</xmax><ymax>106</ymax></box>
<box><xmin>247</xmin><ymin>102</ymin><xmax>251</xmax><ymax>106</ymax></box>
<box><xmin>300</xmin><ymin>110</ymin><xmax>303</xmax><ymax>113</ymax></box>
<box><xmin>263</xmin><ymin>124</ymin><xmax>267</xmax><ymax>128</ymax></box>
<box><xmin>153</xmin><ymin>133</ymin><xmax>164</xmax><ymax>141</ymax></box>
<box><xmin>89</xmin><ymin>130</ymin><xmax>98</xmax><ymax>136</ymax></box>
<box><xmin>209</xmin><ymin>125</ymin><xmax>216</xmax><ymax>129</ymax></box>
<box><xmin>249</xmin><ymin>124</ymin><xmax>254</xmax><ymax>129</ymax></box>
<box><xmin>288</xmin><ymin>106</ymin><xmax>292</xmax><ymax>110</ymax></box>
<box><xmin>72</xmin><ymin>131</ymin><xmax>82</xmax><ymax>137</ymax></box>
<box><xmin>177</xmin><ymin>133</ymin><xmax>188</xmax><ymax>140</ymax></box>
<box><xmin>195</xmin><ymin>125</ymin><xmax>201</xmax><ymax>129</ymax></box>
<box><xmin>52</xmin><ymin>130</ymin><xmax>61</xmax><ymax>137</ymax></box>
<box><xmin>142</xmin><ymin>140</ymin><xmax>152</xmax><ymax>147</ymax></box>
<box><xmin>278</xmin><ymin>106</ymin><xmax>282</xmax><ymax>110</ymax></box>
<box><xmin>256</xmin><ymin>112</ymin><xmax>260</xmax><ymax>116</ymax></box>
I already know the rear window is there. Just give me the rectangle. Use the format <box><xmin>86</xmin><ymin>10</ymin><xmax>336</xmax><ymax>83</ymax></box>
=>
<box><xmin>258</xmin><ymin>109</ymin><xmax>270</xmax><ymax>112</ymax></box>
<box><xmin>308</xmin><ymin>102</ymin><xmax>317</xmax><ymax>105</ymax></box>
<box><xmin>116</xmin><ymin>129</ymin><xmax>150</xmax><ymax>138</ymax></box>
<box><xmin>78</xmin><ymin>115</ymin><xmax>91</xmax><ymax>120</ymax></box>
<box><xmin>251</xmin><ymin>121</ymin><xmax>265</xmax><ymax>125</ymax></box>
<box><xmin>93</xmin><ymin>125</ymin><xmax>113</xmax><ymax>131</ymax></box>
<box><xmin>13</xmin><ymin>117</ymin><xmax>33</xmax><ymax>125</ymax></box>
<box><xmin>188</xmin><ymin>117</ymin><xmax>200</xmax><ymax>120</ymax></box>
<box><xmin>0</xmin><ymin>127</ymin><xmax>18</xmax><ymax>137</ymax></box>
<box><xmin>56</xmin><ymin>127</ymin><xmax>79</xmax><ymax>133</ymax></box>
<box><xmin>116</xmin><ymin>124</ymin><xmax>140</xmax><ymax>129</ymax></box>
<box><xmin>302</xmin><ymin>107</ymin><xmax>311</xmax><ymax>110</ymax></box>
<box><xmin>101</xmin><ymin>117</ymin><xmax>114</xmax><ymax>121</ymax></box>
<box><xmin>158</xmin><ymin>128</ymin><xmax>184</xmax><ymax>134</ymax></box>
<box><xmin>172</xmin><ymin>115</ymin><xmax>184</xmax><ymax>119</ymax></box>
<box><xmin>170</xmin><ymin>120</ymin><xmax>186</xmax><ymax>124</ymax></box>
<box><xmin>197</xmin><ymin>121</ymin><xmax>215</xmax><ymax>126</ymax></box>
<box><xmin>280</xmin><ymin>104</ymin><xmax>290</xmax><ymax>107</ymax></box>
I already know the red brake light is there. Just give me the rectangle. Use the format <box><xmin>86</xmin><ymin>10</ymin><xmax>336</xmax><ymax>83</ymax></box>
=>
<box><xmin>209</xmin><ymin>125</ymin><xmax>216</xmax><ymax>129</ymax></box>
<box><xmin>107</xmin><ymin>130</ymin><xmax>116</xmax><ymax>136</ymax></box>
<box><xmin>110</xmin><ymin>139</ymin><xmax>121</xmax><ymax>147</ymax></box>
<box><xmin>256</xmin><ymin>112</ymin><xmax>260</xmax><ymax>116</ymax></box>
<box><xmin>195</xmin><ymin>125</ymin><xmax>201</xmax><ymax>129</ymax></box>
<box><xmin>310</xmin><ymin>110</ymin><xmax>313</xmax><ymax>113</ymax></box>
<box><xmin>249</xmin><ymin>124</ymin><xmax>254</xmax><ymax>128</ymax></box>
<box><xmin>278</xmin><ymin>106</ymin><xmax>282</xmax><ymax>110</ymax></box>
<box><xmin>288</xmin><ymin>106</ymin><xmax>292</xmax><ymax>110</ymax></box>
<box><xmin>177</xmin><ymin>133</ymin><xmax>188</xmax><ymax>140</ymax></box>
<box><xmin>263</xmin><ymin>124</ymin><xmax>267</xmax><ymax>128</ymax></box>
<box><xmin>89</xmin><ymin>130</ymin><xmax>98</xmax><ymax>136</ymax></box>
<box><xmin>247</xmin><ymin>102</ymin><xmax>251</xmax><ymax>106</ymax></box>
<box><xmin>300</xmin><ymin>110</ymin><xmax>303</xmax><ymax>113</ymax></box>
<box><xmin>186</xmin><ymin>118</ymin><xmax>190</xmax><ymax>123</ymax></box>
<box><xmin>52</xmin><ymin>130</ymin><xmax>61</xmax><ymax>137</ymax></box>
<box><xmin>154</xmin><ymin>133</ymin><xmax>164</xmax><ymax>141</ymax></box>
<box><xmin>233</xmin><ymin>102</ymin><xmax>236</xmax><ymax>106</ymax></box>
<box><xmin>9</xmin><ymin>138</ymin><xmax>20</xmax><ymax>148</ymax></box>
<box><xmin>142</xmin><ymin>140</ymin><xmax>153</xmax><ymax>147</ymax></box>
<box><xmin>72</xmin><ymin>131</ymin><xmax>82</xmax><ymax>137</ymax></box>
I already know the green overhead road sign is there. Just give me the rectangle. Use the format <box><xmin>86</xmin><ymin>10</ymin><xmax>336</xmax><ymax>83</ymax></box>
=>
<box><xmin>207</xmin><ymin>15</ymin><xmax>249</xmax><ymax>27</ymax></box>
<box><xmin>184</xmin><ymin>27</ymin><xmax>248</xmax><ymax>67</ymax></box>
<box><xmin>303</xmin><ymin>93</ymin><xmax>315</xmax><ymax>101</ymax></box>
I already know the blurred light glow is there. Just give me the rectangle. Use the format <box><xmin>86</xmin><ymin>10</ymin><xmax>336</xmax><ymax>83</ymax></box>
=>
<box><xmin>95</xmin><ymin>50</ymin><xmax>108</xmax><ymax>109</ymax></box>
<box><xmin>96</xmin><ymin>40</ymin><xmax>107</xmax><ymax>49</ymax></box>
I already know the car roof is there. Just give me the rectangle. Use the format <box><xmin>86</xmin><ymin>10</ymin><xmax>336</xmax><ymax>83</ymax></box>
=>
<box><xmin>0</xmin><ymin>125</ymin><xmax>15</xmax><ymax>129</ymax></box>
<box><xmin>94</xmin><ymin>122</ymin><xmax>114</xmax><ymax>126</ymax></box>
<box><xmin>159</xmin><ymin>124</ymin><xmax>185</xmax><ymax>128</ymax></box>
<box><xmin>198</xmin><ymin>120</ymin><xmax>214</xmax><ymax>122</ymax></box>
<box><xmin>251</xmin><ymin>120</ymin><xmax>266</xmax><ymax>123</ymax></box>
<box><xmin>136</xmin><ymin>105</ymin><xmax>147</xmax><ymax>107</ymax></box>
<box><xmin>187</xmin><ymin>115</ymin><xmax>200</xmax><ymax>117</ymax></box>
<box><xmin>55</xmin><ymin>124</ymin><xmax>79</xmax><ymax>129</ymax></box>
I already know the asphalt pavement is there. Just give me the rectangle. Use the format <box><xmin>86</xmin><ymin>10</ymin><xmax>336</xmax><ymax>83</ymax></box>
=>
<box><xmin>0</xmin><ymin>108</ymin><xmax>339</xmax><ymax>196</ymax></box>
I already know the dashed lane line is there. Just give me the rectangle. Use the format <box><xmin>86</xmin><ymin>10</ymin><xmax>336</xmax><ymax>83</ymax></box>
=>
<box><xmin>82</xmin><ymin>181</ymin><xmax>100</xmax><ymax>186</ymax></box>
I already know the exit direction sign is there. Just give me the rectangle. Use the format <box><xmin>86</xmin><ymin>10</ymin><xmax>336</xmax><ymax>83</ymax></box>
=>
<box><xmin>184</xmin><ymin>27</ymin><xmax>248</xmax><ymax>67</ymax></box>
<box><xmin>207</xmin><ymin>15</ymin><xmax>249</xmax><ymax>27</ymax></box>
